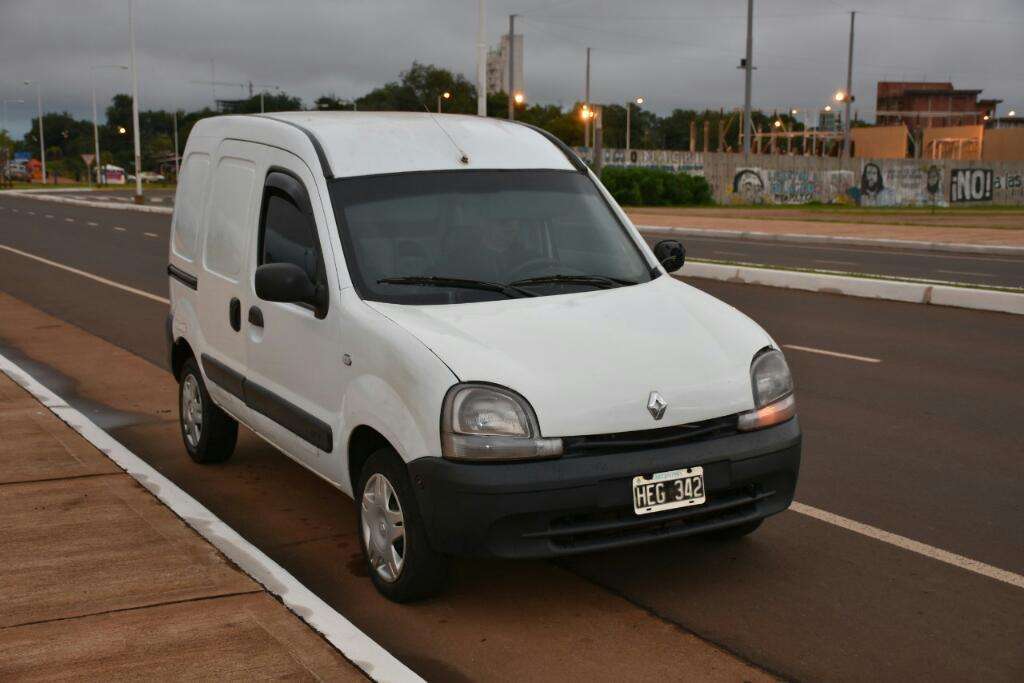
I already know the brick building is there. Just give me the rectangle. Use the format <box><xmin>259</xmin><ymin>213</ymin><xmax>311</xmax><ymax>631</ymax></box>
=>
<box><xmin>875</xmin><ymin>82</ymin><xmax>1000</xmax><ymax>132</ymax></box>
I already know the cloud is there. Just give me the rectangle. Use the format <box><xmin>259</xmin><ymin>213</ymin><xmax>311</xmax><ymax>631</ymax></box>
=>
<box><xmin>1</xmin><ymin>0</ymin><xmax>1020</xmax><ymax>137</ymax></box>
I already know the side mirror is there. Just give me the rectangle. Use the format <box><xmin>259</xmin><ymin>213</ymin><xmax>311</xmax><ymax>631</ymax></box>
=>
<box><xmin>653</xmin><ymin>239</ymin><xmax>686</xmax><ymax>273</ymax></box>
<box><xmin>255</xmin><ymin>263</ymin><xmax>326</xmax><ymax>316</ymax></box>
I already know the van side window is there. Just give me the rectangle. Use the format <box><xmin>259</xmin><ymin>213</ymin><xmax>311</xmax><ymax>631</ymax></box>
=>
<box><xmin>260</xmin><ymin>193</ymin><xmax>321</xmax><ymax>284</ymax></box>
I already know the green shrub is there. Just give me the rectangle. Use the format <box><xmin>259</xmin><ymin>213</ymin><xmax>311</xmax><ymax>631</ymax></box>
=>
<box><xmin>599</xmin><ymin>167</ymin><xmax>712</xmax><ymax>206</ymax></box>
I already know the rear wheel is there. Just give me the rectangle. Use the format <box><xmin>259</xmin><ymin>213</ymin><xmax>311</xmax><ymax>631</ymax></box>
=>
<box><xmin>357</xmin><ymin>448</ymin><xmax>447</xmax><ymax>602</ymax></box>
<box><xmin>703</xmin><ymin>519</ymin><xmax>763</xmax><ymax>541</ymax></box>
<box><xmin>178</xmin><ymin>358</ymin><xmax>238</xmax><ymax>464</ymax></box>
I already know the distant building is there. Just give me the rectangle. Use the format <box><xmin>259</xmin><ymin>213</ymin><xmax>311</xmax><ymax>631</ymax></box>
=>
<box><xmin>818</xmin><ymin>109</ymin><xmax>840</xmax><ymax>132</ymax></box>
<box><xmin>486</xmin><ymin>33</ymin><xmax>524</xmax><ymax>95</ymax></box>
<box><xmin>875</xmin><ymin>82</ymin><xmax>1000</xmax><ymax>132</ymax></box>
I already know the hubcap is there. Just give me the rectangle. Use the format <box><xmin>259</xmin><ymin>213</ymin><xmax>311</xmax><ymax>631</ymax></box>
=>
<box><xmin>181</xmin><ymin>374</ymin><xmax>203</xmax><ymax>449</ymax></box>
<box><xmin>361</xmin><ymin>473</ymin><xmax>406</xmax><ymax>583</ymax></box>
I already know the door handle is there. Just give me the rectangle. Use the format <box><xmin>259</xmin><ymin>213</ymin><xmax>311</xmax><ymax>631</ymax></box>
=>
<box><xmin>228</xmin><ymin>298</ymin><xmax>241</xmax><ymax>331</ymax></box>
<box><xmin>248</xmin><ymin>306</ymin><xmax>264</xmax><ymax>328</ymax></box>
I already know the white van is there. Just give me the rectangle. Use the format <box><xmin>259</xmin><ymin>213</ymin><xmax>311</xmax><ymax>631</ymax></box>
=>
<box><xmin>167</xmin><ymin>112</ymin><xmax>801</xmax><ymax>601</ymax></box>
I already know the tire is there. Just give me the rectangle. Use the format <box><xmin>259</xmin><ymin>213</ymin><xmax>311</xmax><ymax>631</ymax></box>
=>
<box><xmin>178</xmin><ymin>357</ymin><xmax>238</xmax><ymax>464</ymax></box>
<box><xmin>703</xmin><ymin>518</ymin><xmax>763</xmax><ymax>541</ymax></box>
<box><xmin>356</xmin><ymin>448</ymin><xmax>447</xmax><ymax>602</ymax></box>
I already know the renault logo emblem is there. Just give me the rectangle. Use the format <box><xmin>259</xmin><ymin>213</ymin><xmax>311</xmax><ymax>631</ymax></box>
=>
<box><xmin>647</xmin><ymin>391</ymin><xmax>667</xmax><ymax>420</ymax></box>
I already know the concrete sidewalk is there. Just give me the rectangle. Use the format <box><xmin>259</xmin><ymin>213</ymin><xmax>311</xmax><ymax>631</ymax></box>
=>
<box><xmin>0</xmin><ymin>372</ymin><xmax>364</xmax><ymax>680</ymax></box>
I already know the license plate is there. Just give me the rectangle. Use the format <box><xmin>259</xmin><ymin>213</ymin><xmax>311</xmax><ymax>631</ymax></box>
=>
<box><xmin>632</xmin><ymin>467</ymin><xmax>706</xmax><ymax>516</ymax></box>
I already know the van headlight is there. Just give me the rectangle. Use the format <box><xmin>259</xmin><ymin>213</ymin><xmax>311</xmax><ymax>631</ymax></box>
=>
<box><xmin>737</xmin><ymin>349</ymin><xmax>796</xmax><ymax>431</ymax></box>
<box><xmin>441</xmin><ymin>384</ymin><xmax>563</xmax><ymax>461</ymax></box>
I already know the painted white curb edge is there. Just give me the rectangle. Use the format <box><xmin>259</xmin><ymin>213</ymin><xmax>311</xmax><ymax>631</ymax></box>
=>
<box><xmin>639</xmin><ymin>224</ymin><xmax>1024</xmax><ymax>256</ymax></box>
<box><xmin>0</xmin><ymin>352</ymin><xmax>422</xmax><ymax>683</ymax></box>
<box><xmin>2</xmin><ymin>190</ymin><xmax>173</xmax><ymax>215</ymax></box>
<box><xmin>683</xmin><ymin>261</ymin><xmax>1024</xmax><ymax>315</ymax></box>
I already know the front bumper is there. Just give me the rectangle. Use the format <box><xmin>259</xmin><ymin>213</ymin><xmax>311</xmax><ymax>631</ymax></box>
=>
<box><xmin>407</xmin><ymin>417</ymin><xmax>801</xmax><ymax>558</ymax></box>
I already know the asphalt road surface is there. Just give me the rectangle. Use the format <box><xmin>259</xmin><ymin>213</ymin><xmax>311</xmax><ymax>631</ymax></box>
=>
<box><xmin>641</xmin><ymin>227</ymin><xmax>1024</xmax><ymax>290</ymax></box>
<box><xmin>1</xmin><ymin>194</ymin><xmax>1022</xmax><ymax>681</ymax></box>
<box><xmin>17</xmin><ymin>190</ymin><xmax>1024</xmax><ymax>289</ymax></box>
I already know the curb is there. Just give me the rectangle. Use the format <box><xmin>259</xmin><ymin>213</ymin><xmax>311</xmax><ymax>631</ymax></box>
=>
<box><xmin>2</xmin><ymin>189</ymin><xmax>174</xmax><ymax>215</ymax></box>
<box><xmin>638</xmin><ymin>224</ymin><xmax>1024</xmax><ymax>257</ymax></box>
<box><xmin>683</xmin><ymin>261</ymin><xmax>1024</xmax><ymax>315</ymax></box>
<box><xmin>0</xmin><ymin>352</ymin><xmax>422</xmax><ymax>683</ymax></box>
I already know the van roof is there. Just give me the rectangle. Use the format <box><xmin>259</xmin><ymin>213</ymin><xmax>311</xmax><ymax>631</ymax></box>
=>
<box><xmin>213</xmin><ymin>111</ymin><xmax>579</xmax><ymax>179</ymax></box>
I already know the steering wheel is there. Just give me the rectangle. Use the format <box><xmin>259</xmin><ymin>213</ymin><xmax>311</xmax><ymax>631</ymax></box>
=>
<box><xmin>505</xmin><ymin>257</ymin><xmax>583</xmax><ymax>282</ymax></box>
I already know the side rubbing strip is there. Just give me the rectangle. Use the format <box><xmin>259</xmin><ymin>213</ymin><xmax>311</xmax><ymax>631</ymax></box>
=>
<box><xmin>201</xmin><ymin>354</ymin><xmax>245</xmax><ymax>401</ymax></box>
<box><xmin>167</xmin><ymin>264</ymin><xmax>198</xmax><ymax>290</ymax></box>
<box><xmin>515</xmin><ymin>122</ymin><xmax>588</xmax><ymax>173</ymax></box>
<box><xmin>200</xmin><ymin>353</ymin><xmax>333</xmax><ymax>453</ymax></box>
<box><xmin>260</xmin><ymin>115</ymin><xmax>333</xmax><ymax>179</ymax></box>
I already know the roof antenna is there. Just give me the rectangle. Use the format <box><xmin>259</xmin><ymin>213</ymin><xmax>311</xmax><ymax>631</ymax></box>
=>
<box><xmin>421</xmin><ymin>102</ymin><xmax>470</xmax><ymax>165</ymax></box>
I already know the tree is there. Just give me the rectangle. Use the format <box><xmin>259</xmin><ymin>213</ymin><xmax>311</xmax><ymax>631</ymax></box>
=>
<box><xmin>357</xmin><ymin>62</ymin><xmax>476</xmax><ymax>113</ymax></box>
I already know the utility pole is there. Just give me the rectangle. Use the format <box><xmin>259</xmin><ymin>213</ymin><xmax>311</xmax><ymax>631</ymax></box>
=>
<box><xmin>584</xmin><ymin>47</ymin><xmax>591</xmax><ymax>150</ymax></box>
<box><xmin>741</xmin><ymin>0</ymin><xmax>753</xmax><ymax>159</ymax></box>
<box><xmin>507</xmin><ymin>14</ymin><xmax>516</xmax><ymax>119</ymax></box>
<box><xmin>842</xmin><ymin>11</ymin><xmax>856</xmax><ymax>158</ymax></box>
<box><xmin>128</xmin><ymin>0</ymin><xmax>143</xmax><ymax>202</ymax></box>
<box><xmin>476</xmin><ymin>0</ymin><xmax>487</xmax><ymax>116</ymax></box>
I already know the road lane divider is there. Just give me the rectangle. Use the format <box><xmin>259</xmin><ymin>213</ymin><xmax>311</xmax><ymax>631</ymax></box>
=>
<box><xmin>639</xmin><ymin>224</ymin><xmax>1024</xmax><ymax>257</ymax></box>
<box><xmin>790</xmin><ymin>502</ymin><xmax>1024</xmax><ymax>590</ymax></box>
<box><xmin>682</xmin><ymin>260</ymin><xmax>1024</xmax><ymax>315</ymax></box>
<box><xmin>0</xmin><ymin>351</ymin><xmax>423</xmax><ymax>683</ymax></box>
<box><xmin>0</xmin><ymin>243</ymin><xmax>169</xmax><ymax>304</ymax></box>
<box><xmin>783</xmin><ymin>344</ymin><xmax>881</xmax><ymax>363</ymax></box>
<box><xmin>1</xmin><ymin>189</ymin><xmax>174</xmax><ymax>215</ymax></box>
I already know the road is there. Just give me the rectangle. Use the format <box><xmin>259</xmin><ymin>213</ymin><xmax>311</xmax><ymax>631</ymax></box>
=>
<box><xmin>0</xmin><ymin>194</ymin><xmax>1022</xmax><ymax>681</ymax></box>
<box><xmin>17</xmin><ymin>190</ymin><xmax>1024</xmax><ymax>289</ymax></box>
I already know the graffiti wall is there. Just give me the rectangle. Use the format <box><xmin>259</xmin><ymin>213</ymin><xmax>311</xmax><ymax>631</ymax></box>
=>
<box><xmin>584</xmin><ymin>148</ymin><xmax>1024</xmax><ymax>206</ymax></box>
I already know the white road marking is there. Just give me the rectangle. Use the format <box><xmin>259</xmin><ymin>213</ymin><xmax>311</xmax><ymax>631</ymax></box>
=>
<box><xmin>11</xmin><ymin>208</ymin><xmax>18</xmax><ymax>213</ymax></box>
<box><xmin>791</xmin><ymin>502</ymin><xmax>1024</xmax><ymax>590</ymax></box>
<box><xmin>0</xmin><ymin>244</ymin><xmax>169</xmax><ymax>304</ymax></box>
<box><xmin>64</xmin><ymin>217</ymin><xmax>74</xmax><ymax>223</ymax></box>
<box><xmin>87</xmin><ymin>221</ymin><xmax>99</xmax><ymax>227</ymax></box>
<box><xmin>713</xmin><ymin>250</ymin><xmax>747</xmax><ymax>257</ymax></box>
<box><xmin>44</xmin><ymin>214</ymin><xmax>53</xmax><ymax>219</ymax></box>
<box><xmin>113</xmin><ymin>226</ymin><xmax>126</xmax><ymax>232</ymax></box>
<box><xmin>936</xmin><ymin>269</ymin><xmax>996</xmax><ymax>278</ymax></box>
<box><xmin>0</xmin><ymin>352</ymin><xmax>422</xmax><ymax>683</ymax></box>
<box><xmin>143</xmin><ymin>232</ymin><xmax>158</xmax><ymax>238</ymax></box>
<box><xmin>783</xmin><ymin>344</ymin><xmax>881</xmax><ymax>363</ymax></box>
<box><xmin>27</xmin><ymin>211</ymin><xmax>35</xmax><ymax>216</ymax></box>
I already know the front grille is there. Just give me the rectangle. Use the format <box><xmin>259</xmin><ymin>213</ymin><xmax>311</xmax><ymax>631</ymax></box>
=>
<box><xmin>525</xmin><ymin>484</ymin><xmax>773</xmax><ymax>553</ymax></box>
<box><xmin>561</xmin><ymin>414</ymin><xmax>739</xmax><ymax>456</ymax></box>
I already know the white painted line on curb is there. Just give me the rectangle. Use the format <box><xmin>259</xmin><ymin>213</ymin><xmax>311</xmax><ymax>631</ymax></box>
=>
<box><xmin>87</xmin><ymin>221</ymin><xmax>99</xmax><ymax>226</ymax></box>
<box><xmin>790</xmin><ymin>502</ymin><xmax>1024</xmax><ymax>590</ymax></box>
<box><xmin>0</xmin><ymin>352</ymin><xmax>423</xmax><ymax>683</ymax></box>
<box><xmin>814</xmin><ymin>259</ymin><xmax>857</xmax><ymax>266</ymax></box>
<box><xmin>1</xmin><ymin>190</ymin><xmax>174</xmax><ymax>215</ymax></box>
<box><xmin>0</xmin><ymin>244</ymin><xmax>169</xmax><ymax>304</ymax></box>
<box><xmin>783</xmin><ymin>344</ymin><xmax>881</xmax><ymax>363</ymax></box>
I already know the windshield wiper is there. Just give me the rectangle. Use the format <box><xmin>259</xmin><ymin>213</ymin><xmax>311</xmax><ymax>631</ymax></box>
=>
<box><xmin>510</xmin><ymin>274</ymin><xmax>638</xmax><ymax>289</ymax></box>
<box><xmin>377</xmin><ymin>276</ymin><xmax>537</xmax><ymax>299</ymax></box>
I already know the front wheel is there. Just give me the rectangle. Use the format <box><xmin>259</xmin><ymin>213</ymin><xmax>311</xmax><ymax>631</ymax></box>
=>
<box><xmin>357</xmin><ymin>448</ymin><xmax>447</xmax><ymax>602</ymax></box>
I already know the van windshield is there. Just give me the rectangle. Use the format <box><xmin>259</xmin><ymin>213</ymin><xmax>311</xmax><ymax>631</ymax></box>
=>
<box><xmin>328</xmin><ymin>169</ymin><xmax>656</xmax><ymax>305</ymax></box>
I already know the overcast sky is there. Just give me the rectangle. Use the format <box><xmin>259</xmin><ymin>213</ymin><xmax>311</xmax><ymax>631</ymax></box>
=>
<box><xmin>1</xmin><ymin>0</ymin><xmax>1021</xmax><ymax>138</ymax></box>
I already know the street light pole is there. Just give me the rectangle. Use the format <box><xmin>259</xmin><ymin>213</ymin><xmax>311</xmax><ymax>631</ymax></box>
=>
<box><xmin>128</xmin><ymin>0</ymin><xmax>143</xmax><ymax>202</ymax></box>
<box><xmin>507</xmin><ymin>14</ymin><xmax>517</xmax><ymax>120</ymax></box>
<box><xmin>742</xmin><ymin>0</ymin><xmax>753</xmax><ymax>159</ymax></box>
<box><xmin>172</xmin><ymin>109</ymin><xmax>180</xmax><ymax>178</ymax></box>
<box><xmin>584</xmin><ymin>47</ymin><xmax>591</xmax><ymax>150</ymax></box>
<box><xmin>476</xmin><ymin>0</ymin><xmax>487</xmax><ymax>116</ymax></box>
<box><xmin>626</xmin><ymin>96</ymin><xmax>644</xmax><ymax>154</ymax></box>
<box><xmin>842</xmin><ymin>11</ymin><xmax>856</xmax><ymax>158</ymax></box>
